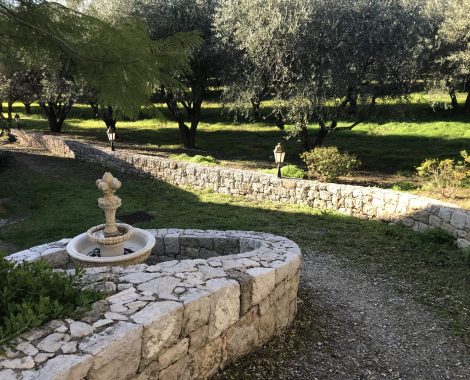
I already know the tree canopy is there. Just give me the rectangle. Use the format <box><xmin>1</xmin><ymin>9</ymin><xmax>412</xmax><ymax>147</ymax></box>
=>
<box><xmin>0</xmin><ymin>0</ymin><xmax>202</xmax><ymax>118</ymax></box>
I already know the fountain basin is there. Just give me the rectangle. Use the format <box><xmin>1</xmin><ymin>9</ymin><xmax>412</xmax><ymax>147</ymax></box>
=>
<box><xmin>87</xmin><ymin>223</ymin><xmax>133</xmax><ymax>257</ymax></box>
<box><xmin>67</xmin><ymin>227</ymin><xmax>155</xmax><ymax>267</ymax></box>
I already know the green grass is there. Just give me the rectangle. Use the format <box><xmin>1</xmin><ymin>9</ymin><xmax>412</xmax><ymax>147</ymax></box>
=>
<box><xmin>8</xmin><ymin>92</ymin><xmax>470</xmax><ymax>177</ymax></box>
<box><xmin>0</xmin><ymin>153</ymin><xmax>469</xmax><ymax>346</ymax></box>
<box><xmin>263</xmin><ymin>164</ymin><xmax>306</xmax><ymax>178</ymax></box>
<box><xmin>171</xmin><ymin>153</ymin><xmax>218</xmax><ymax>166</ymax></box>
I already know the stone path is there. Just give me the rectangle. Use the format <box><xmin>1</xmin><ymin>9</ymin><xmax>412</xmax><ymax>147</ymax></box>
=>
<box><xmin>216</xmin><ymin>250</ymin><xmax>470</xmax><ymax>380</ymax></box>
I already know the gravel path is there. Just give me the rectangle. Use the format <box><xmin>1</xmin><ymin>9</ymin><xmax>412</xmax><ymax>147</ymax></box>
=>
<box><xmin>216</xmin><ymin>251</ymin><xmax>470</xmax><ymax>380</ymax></box>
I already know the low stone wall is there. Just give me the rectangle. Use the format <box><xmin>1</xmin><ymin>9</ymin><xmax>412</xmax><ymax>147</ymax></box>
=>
<box><xmin>13</xmin><ymin>130</ymin><xmax>470</xmax><ymax>248</ymax></box>
<box><xmin>1</xmin><ymin>229</ymin><xmax>301</xmax><ymax>380</ymax></box>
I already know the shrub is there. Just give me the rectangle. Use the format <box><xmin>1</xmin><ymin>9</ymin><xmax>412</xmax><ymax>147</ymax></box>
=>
<box><xmin>7</xmin><ymin>134</ymin><xmax>17</xmax><ymax>143</ymax></box>
<box><xmin>300</xmin><ymin>146</ymin><xmax>360</xmax><ymax>181</ymax></box>
<box><xmin>171</xmin><ymin>153</ymin><xmax>218</xmax><ymax>166</ymax></box>
<box><xmin>392</xmin><ymin>181</ymin><xmax>417</xmax><ymax>191</ymax></box>
<box><xmin>421</xmin><ymin>228</ymin><xmax>454</xmax><ymax>245</ymax></box>
<box><xmin>0</xmin><ymin>259</ymin><xmax>101</xmax><ymax>345</ymax></box>
<box><xmin>263</xmin><ymin>164</ymin><xmax>306</xmax><ymax>179</ymax></box>
<box><xmin>416</xmin><ymin>151</ymin><xmax>469</xmax><ymax>196</ymax></box>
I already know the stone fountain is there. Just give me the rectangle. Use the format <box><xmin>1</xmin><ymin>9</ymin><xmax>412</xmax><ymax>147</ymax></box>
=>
<box><xmin>66</xmin><ymin>172</ymin><xmax>155</xmax><ymax>266</ymax></box>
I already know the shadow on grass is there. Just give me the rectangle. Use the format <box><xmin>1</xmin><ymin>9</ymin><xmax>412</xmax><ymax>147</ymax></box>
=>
<box><xmin>16</xmin><ymin>117</ymin><xmax>469</xmax><ymax>175</ymax></box>
<box><xmin>1</xmin><ymin>150</ymin><xmax>469</xmax><ymax>347</ymax></box>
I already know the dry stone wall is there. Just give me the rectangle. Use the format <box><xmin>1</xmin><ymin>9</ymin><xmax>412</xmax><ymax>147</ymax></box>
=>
<box><xmin>13</xmin><ymin>130</ymin><xmax>470</xmax><ymax>248</ymax></box>
<box><xmin>2</xmin><ymin>229</ymin><xmax>301</xmax><ymax>380</ymax></box>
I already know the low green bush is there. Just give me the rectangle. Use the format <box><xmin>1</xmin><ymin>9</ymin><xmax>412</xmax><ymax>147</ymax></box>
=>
<box><xmin>392</xmin><ymin>181</ymin><xmax>417</xmax><ymax>191</ymax></box>
<box><xmin>421</xmin><ymin>227</ymin><xmax>454</xmax><ymax>245</ymax></box>
<box><xmin>171</xmin><ymin>153</ymin><xmax>218</xmax><ymax>166</ymax></box>
<box><xmin>416</xmin><ymin>150</ymin><xmax>469</xmax><ymax>196</ymax></box>
<box><xmin>263</xmin><ymin>164</ymin><xmax>306</xmax><ymax>179</ymax></box>
<box><xmin>0</xmin><ymin>259</ymin><xmax>101</xmax><ymax>345</ymax></box>
<box><xmin>300</xmin><ymin>146</ymin><xmax>360</xmax><ymax>181</ymax></box>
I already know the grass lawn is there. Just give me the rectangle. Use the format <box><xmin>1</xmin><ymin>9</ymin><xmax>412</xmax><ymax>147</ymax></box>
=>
<box><xmin>4</xmin><ymin>92</ymin><xmax>470</xmax><ymax>205</ymax></box>
<box><xmin>0</xmin><ymin>151</ymin><xmax>469</xmax><ymax>347</ymax></box>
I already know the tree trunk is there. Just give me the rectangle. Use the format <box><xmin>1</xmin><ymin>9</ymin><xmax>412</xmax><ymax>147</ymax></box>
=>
<box><xmin>449</xmin><ymin>88</ymin><xmax>459</xmax><ymax>110</ymax></box>
<box><xmin>90</xmin><ymin>102</ymin><xmax>100</xmax><ymax>118</ymax></box>
<box><xmin>465</xmin><ymin>90</ymin><xmax>470</xmax><ymax>114</ymax></box>
<box><xmin>39</xmin><ymin>101</ymin><xmax>73</xmax><ymax>133</ymax></box>
<box><xmin>163</xmin><ymin>75</ymin><xmax>205</xmax><ymax>150</ymax></box>
<box><xmin>312</xmin><ymin>125</ymin><xmax>329</xmax><ymax>148</ymax></box>
<box><xmin>7</xmin><ymin>99</ymin><xmax>13</xmax><ymax>128</ymax></box>
<box><xmin>251</xmin><ymin>98</ymin><xmax>261</xmax><ymax>121</ymax></box>
<box><xmin>23</xmin><ymin>101</ymin><xmax>32</xmax><ymax>115</ymax></box>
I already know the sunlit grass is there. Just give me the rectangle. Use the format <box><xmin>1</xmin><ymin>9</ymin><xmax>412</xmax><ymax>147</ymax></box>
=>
<box><xmin>5</xmin><ymin>91</ymin><xmax>469</xmax><ymax>183</ymax></box>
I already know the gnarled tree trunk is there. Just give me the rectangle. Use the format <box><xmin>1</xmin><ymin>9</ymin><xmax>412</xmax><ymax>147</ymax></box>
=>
<box><xmin>39</xmin><ymin>101</ymin><xmax>73</xmax><ymax>133</ymax></box>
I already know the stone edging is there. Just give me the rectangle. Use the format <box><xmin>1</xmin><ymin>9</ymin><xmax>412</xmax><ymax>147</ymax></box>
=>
<box><xmin>1</xmin><ymin>229</ymin><xmax>301</xmax><ymax>380</ymax></box>
<box><xmin>12</xmin><ymin>130</ymin><xmax>470</xmax><ymax>248</ymax></box>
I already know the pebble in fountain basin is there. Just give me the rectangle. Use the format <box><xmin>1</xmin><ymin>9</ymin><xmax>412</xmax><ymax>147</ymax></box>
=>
<box><xmin>3</xmin><ymin>229</ymin><xmax>301</xmax><ymax>380</ymax></box>
<box><xmin>66</xmin><ymin>172</ymin><xmax>156</xmax><ymax>266</ymax></box>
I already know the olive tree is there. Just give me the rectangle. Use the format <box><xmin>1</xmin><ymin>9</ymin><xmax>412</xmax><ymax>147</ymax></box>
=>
<box><xmin>91</xmin><ymin>0</ymin><xmax>224</xmax><ymax>149</ymax></box>
<box><xmin>215</xmin><ymin>0</ymin><xmax>434</xmax><ymax>149</ymax></box>
<box><xmin>428</xmin><ymin>0</ymin><xmax>470</xmax><ymax>112</ymax></box>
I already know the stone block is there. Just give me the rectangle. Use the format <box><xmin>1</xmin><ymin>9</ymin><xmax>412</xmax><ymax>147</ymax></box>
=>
<box><xmin>158</xmin><ymin>338</ymin><xmax>189</xmax><ymax>369</ymax></box>
<box><xmin>131</xmin><ymin>301</ymin><xmax>183</xmax><ymax>366</ymax></box>
<box><xmin>259</xmin><ymin>306</ymin><xmax>277</xmax><ymax>344</ymax></box>
<box><xmin>137</xmin><ymin>276</ymin><xmax>182</xmax><ymax>300</ymax></box>
<box><xmin>164</xmin><ymin>236</ymin><xmax>180</xmax><ymax>254</ymax></box>
<box><xmin>38</xmin><ymin>354</ymin><xmax>93</xmax><ymax>380</ymax></box>
<box><xmin>189</xmin><ymin>325</ymin><xmax>209</xmax><ymax>353</ymax></box>
<box><xmin>192</xmin><ymin>337</ymin><xmax>223</xmax><ymax>379</ymax></box>
<box><xmin>80</xmin><ymin>322</ymin><xmax>142</xmax><ymax>380</ymax></box>
<box><xmin>226</xmin><ymin>269</ymin><xmax>253</xmax><ymax>315</ymax></box>
<box><xmin>450</xmin><ymin>211</ymin><xmax>467</xmax><ymax>230</ymax></box>
<box><xmin>181</xmin><ymin>291</ymin><xmax>212</xmax><ymax>335</ymax></box>
<box><xmin>225</xmin><ymin>307</ymin><xmax>259</xmax><ymax>361</ymax></box>
<box><xmin>205</xmin><ymin>278</ymin><xmax>240</xmax><ymax>339</ymax></box>
<box><xmin>158</xmin><ymin>354</ymin><xmax>192</xmax><ymax>380</ymax></box>
<box><xmin>456</xmin><ymin>238</ymin><xmax>470</xmax><ymax>249</ymax></box>
<box><xmin>245</xmin><ymin>267</ymin><xmax>276</xmax><ymax>305</ymax></box>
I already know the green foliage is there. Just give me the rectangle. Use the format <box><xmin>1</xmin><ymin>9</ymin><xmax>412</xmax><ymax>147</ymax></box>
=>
<box><xmin>0</xmin><ymin>259</ymin><xmax>101</xmax><ymax>344</ymax></box>
<box><xmin>171</xmin><ymin>153</ymin><xmax>218</xmax><ymax>166</ymax></box>
<box><xmin>263</xmin><ymin>165</ymin><xmax>306</xmax><ymax>179</ymax></box>
<box><xmin>0</xmin><ymin>1</ymin><xmax>202</xmax><ymax>119</ymax></box>
<box><xmin>392</xmin><ymin>181</ymin><xmax>417</xmax><ymax>192</ymax></box>
<box><xmin>0</xmin><ymin>152</ymin><xmax>13</xmax><ymax>172</ymax></box>
<box><xmin>301</xmin><ymin>147</ymin><xmax>360</xmax><ymax>181</ymax></box>
<box><xmin>421</xmin><ymin>227</ymin><xmax>455</xmax><ymax>245</ymax></box>
<box><xmin>417</xmin><ymin>151</ymin><xmax>469</xmax><ymax>194</ymax></box>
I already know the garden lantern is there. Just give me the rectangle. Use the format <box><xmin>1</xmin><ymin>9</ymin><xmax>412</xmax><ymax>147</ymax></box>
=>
<box><xmin>273</xmin><ymin>143</ymin><xmax>285</xmax><ymax>178</ymax></box>
<box><xmin>14</xmin><ymin>114</ymin><xmax>20</xmax><ymax>129</ymax></box>
<box><xmin>107</xmin><ymin>127</ymin><xmax>116</xmax><ymax>151</ymax></box>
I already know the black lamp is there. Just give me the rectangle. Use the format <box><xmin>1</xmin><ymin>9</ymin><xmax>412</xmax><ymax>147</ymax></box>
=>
<box><xmin>107</xmin><ymin>127</ymin><xmax>116</xmax><ymax>151</ymax></box>
<box><xmin>273</xmin><ymin>143</ymin><xmax>286</xmax><ymax>178</ymax></box>
<box><xmin>14</xmin><ymin>114</ymin><xmax>20</xmax><ymax>129</ymax></box>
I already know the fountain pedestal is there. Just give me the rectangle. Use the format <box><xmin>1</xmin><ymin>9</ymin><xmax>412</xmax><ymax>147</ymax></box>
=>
<box><xmin>66</xmin><ymin>172</ymin><xmax>156</xmax><ymax>267</ymax></box>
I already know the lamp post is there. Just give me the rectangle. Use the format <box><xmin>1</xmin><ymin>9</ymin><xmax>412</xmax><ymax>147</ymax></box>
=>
<box><xmin>273</xmin><ymin>143</ymin><xmax>286</xmax><ymax>178</ymax></box>
<box><xmin>14</xmin><ymin>114</ymin><xmax>20</xmax><ymax>129</ymax></box>
<box><xmin>107</xmin><ymin>127</ymin><xmax>116</xmax><ymax>151</ymax></box>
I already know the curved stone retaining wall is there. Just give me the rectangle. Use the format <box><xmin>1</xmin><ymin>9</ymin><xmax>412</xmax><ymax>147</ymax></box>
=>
<box><xmin>2</xmin><ymin>229</ymin><xmax>301</xmax><ymax>380</ymax></box>
<box><xmin>13</xmin><ymin>130</ymin><xmax>470</xmax><ymax>248</ymax></box>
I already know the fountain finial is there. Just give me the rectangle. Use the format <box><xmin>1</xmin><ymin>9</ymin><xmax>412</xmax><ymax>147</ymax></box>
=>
<box><xmin>96</xmin><ymin>172</ymin><xmax>122</xmax><ymax>207</ymax></box>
